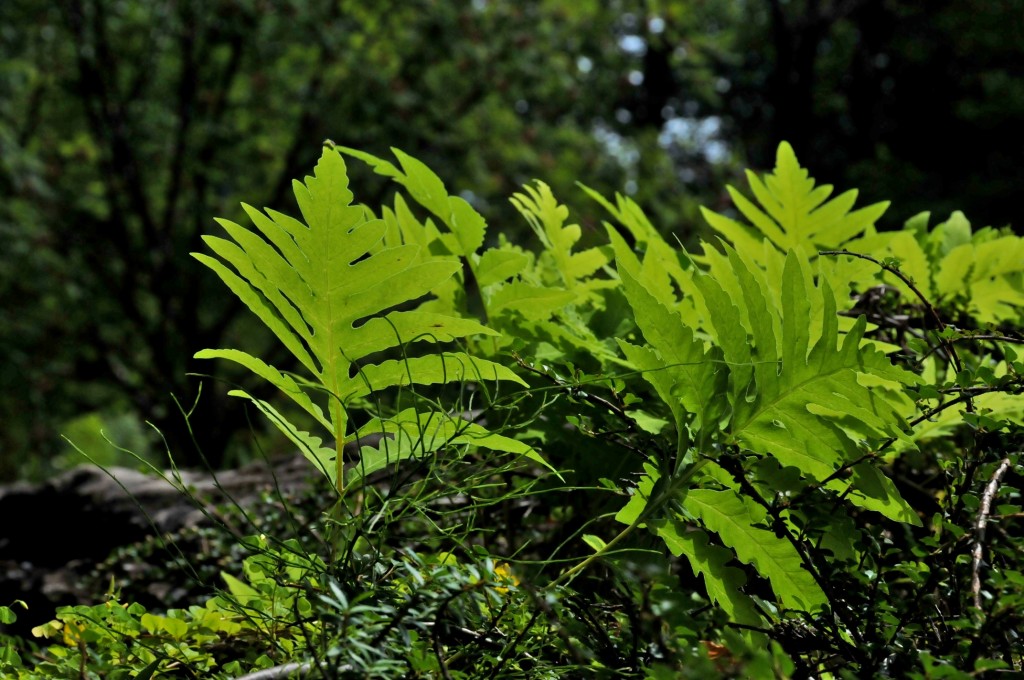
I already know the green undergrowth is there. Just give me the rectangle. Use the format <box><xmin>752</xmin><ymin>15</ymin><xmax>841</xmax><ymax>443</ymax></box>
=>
<box><xmin>3</xmin><ymin>142</ymin><xmax>1023</xmax><ymax>678</ymax></box>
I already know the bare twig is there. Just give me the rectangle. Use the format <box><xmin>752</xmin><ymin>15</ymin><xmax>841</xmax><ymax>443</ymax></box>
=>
<box><xmin>951</xmin><ymin>334</ymin><xmax>1024</xmax><ymax>346</ymax></box>
<box><xmin>915</xmin><ymin>333</ymin><xmax>1024</xmax><ymax>366</ymax></box>
<box><xmin>817</xmin><ymin>387</ymin><xmax>1008</xmax><ymax>488</ymax></box>
<box><xmin>820</xmin><ymin>249</ymin><xmax>971</xmax><ymax>413</ymax></box>
<box><xmin>971</xmin><ymin>457</ymin><xmax>1014</xmax><ymax>611</ymax></box>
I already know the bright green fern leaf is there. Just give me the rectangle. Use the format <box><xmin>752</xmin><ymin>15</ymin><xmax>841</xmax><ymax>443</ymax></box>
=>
<box><xmin>608</xmin><ymin>227</ymin><xmax>725</xmax><ymax>446</ymax></box>
<box><xmin>699</xmin><ymin>249</ymin><xmax>912</xmax><ymax>479</ymax></box>
<box><xmin>227</xmin><ymin>390</ymin><xmax>335</xmax><ymax>480</ymax></box>
<box><xmin>683</xmin><ymin>488</ymin><xmax>828</xmax><ymax>613</ymax></box>
<box><xmin>194</xmin><ymin>147</ymin><xmax>524</xmax><ymax>492</ymax></box>
<box><xmin>700</xmin><ymin>142</ymin><xmax>889</xmax><ymax>258</ymax></box>
<box><xmin>511</xmin><ymin>181</ymin><xmax>612</xmax><ymax>303</ymax></box>
<box><xmin>935</xmin><ymin>225</ymin><xmax>1024</xmax><ymax>324</ymax></box>
<box><xmin>583</xmin><ymin>183</ymin><xmax>701</xmax><ymax>327</ymax></box>
<box><xmin>655</xmin><ymin>519</ymin><xmax>766</xmax><ymax>634</ymax></box>
<box><xmin>346</xmin><ymin>408</ymin><xmax>554</xmax><ymax>485</ymax></box>
<box><xmin>474</xmin><ymin>242</ymin><xmax>534</xmax><ymax>287</ymax></box>
<box><xmin>340</xmin><ymin>146</ymin><xmax>486</xmax><ymax>257</ymax></box>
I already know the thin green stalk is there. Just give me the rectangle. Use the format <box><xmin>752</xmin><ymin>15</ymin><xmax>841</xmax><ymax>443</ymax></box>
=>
<box><xmin>546</xmin><ymin>513</ymin><xmax>645</xmax><ymax>589</ymax></box>
<box><xmin>546</xmin><ymin>457</ymin><xmax>707</xmax><ymax>588</ymax></box>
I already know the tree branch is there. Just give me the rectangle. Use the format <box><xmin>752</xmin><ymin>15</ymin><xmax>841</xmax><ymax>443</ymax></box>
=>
<box><xmin>160</xmin><ymin>6</ymin><xmax>199</xmax><ymax>236</ymax></box>
<box><xmin>971</xmin><ymin>456</ymin><xmax>1013</xmax><ymax>611</ymax></box>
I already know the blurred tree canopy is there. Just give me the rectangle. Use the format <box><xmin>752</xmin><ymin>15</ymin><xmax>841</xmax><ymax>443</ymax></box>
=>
<box><xmin>716</xmin><ymin>0</ymin><xmax>1024</xmax><ymax>227</ymax></box>
<box><xmin>1</xmin><ymin>0</ymin><xmax>1021</xmax><ymax>480</ymax></box>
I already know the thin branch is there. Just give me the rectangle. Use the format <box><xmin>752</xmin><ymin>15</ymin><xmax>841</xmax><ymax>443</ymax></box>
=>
<box><xmin>820</xmin><ymin>249</ymin><xmax>971</xmax><ymax>412</ymax></box>
<box><xmin>727</xmin><ymin>464</ymin><xmax>864</xmax><ymax>651</ymax></box>
<box><xmin>489</xmin><ymin>608</ymin><xmax>543</xmax><ymax>678</ymax></box>
<box><xmin>916</xmin><ymin>332</ymin><xmax>1024</xmax><ymax>366</ymax></box>
<box><xmin>431</xmin><ymin>621</ymin><xmax>454</xmax><ymax>680</ymax></box>
<box><xmin>817</xmin><ymin>385</ymin><xmax>1014</xmax><ymax>489</ymax></box>
<box><xmin>511</xmin><ymin>352</ymin><xmax>640</xmax><ymax>434</ymax></box>
<box><xmin>232</xmin><ymin>661</ymin><xmax>345</xmax><ymax>679</ymax></box>
<box><xmin>906</xmin><ymin>388</ymin><xmax>1003</xmax><ymax>428</ymax></box>
<box><xmin>819</xmin><ymin>250</ymin><xmax>949</xmax><ymax>338</ymax></box>
<box><xmin>971</xmin><ymin>457</ymin><xmax>1013</xmax><ymax>611</ymax></box>
<box><xmin>954</xmin><ymin>333</ymin><xmax>1024</xmax><ymax>346</ymax></box>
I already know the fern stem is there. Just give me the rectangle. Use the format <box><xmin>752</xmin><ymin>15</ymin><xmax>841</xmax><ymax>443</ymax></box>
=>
<box><xmin>546</xmin><ymin>513</ymin><xmax>645</xmax><ymax>589</ymax></box>
<box><xmin>332</xmin><ymin>403</ymin><xmax>346</xmax><ymax>495</ymax></box>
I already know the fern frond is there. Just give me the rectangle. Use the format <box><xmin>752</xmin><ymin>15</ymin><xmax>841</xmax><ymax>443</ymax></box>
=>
<box><xmin>510</xmin><ymin>181</ymin><xmax>611</xmax><ymax>302</ymax></box>
<box><xmin>227</xmin><ymin>390</ymin><xmax>335</xmax><ymax>480</ymax></box>
<box><xmin>608</xmin><ymin>227</ymin><xmax>724</xmax><ymax>441</ymax></box>
<box><xmin>937</xmin><ymin>233</ymin><xmax>1024</xmax><ymax>324</ymax></box>
<box><xmin>340</xmin><ymin>146</ymin><xmax>486</xmax><ymax>257</ymax></box>
<box><xmin>474</xmin><ymin>241</ymin><xmax>534</xmax><ymax>287</ymax></box>
<box><xmin>612</xmin><ymin>232</ymin><xmax>919</xmax><ymax>524</ymax></box>
<box><xmin>582</xmin><ymin>184</ymin><xmax>702</xmax><ymax>328</ymax></box>
<box><xmin>715</xmin><ymin>250</ymin><xmax>912</xmax><ymax>476</ymax></box>
<box><xmin>345</xmin><ymin>408</ymin><xmax>554</xmax><ymax>485</ymax></box>
<box><xmin>486</xmin><ymin>282</ymin><xmax>577</xmax><ymax>321</ymax></box>
<box><xmin>195</xmin><ymin>148</ymin><xmax>522</xmax><ymax>491</ymax></box>
<box><xmin>614</xmin><ymin>465</ymin><xmax>768</xmax><ymax>631</ymax></box>
<box><xmin>655</xmin><ymin>521</ymin><xmax>766</xmax><ymax>633</ymax></box>
<box><xmin>700</xmin><ymin>142</ymin><xmax>889</xmax><ymax>257</ymax></box>
<box><xmin>683</xmin><ymin>488</ymin><xmax>828</xmax><ymax>613</ymax></box>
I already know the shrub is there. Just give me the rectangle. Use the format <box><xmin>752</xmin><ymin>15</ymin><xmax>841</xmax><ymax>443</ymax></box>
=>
<box><xmin>4</xmin><ymin>141</ymin><xmax>1023</xmax><ymax>678</ymax></box>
